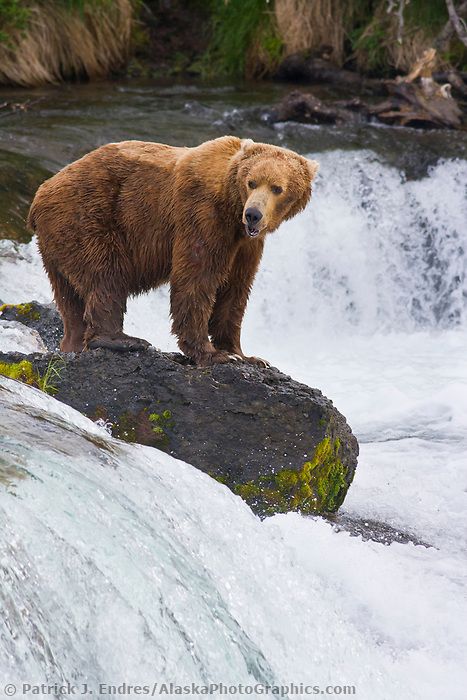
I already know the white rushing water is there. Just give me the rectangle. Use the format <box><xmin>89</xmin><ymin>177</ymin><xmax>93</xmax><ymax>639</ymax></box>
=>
<box><xmin>1</xmin><ymin>150</ymin><xmax>467</xmax><ymax>699</ymax></box>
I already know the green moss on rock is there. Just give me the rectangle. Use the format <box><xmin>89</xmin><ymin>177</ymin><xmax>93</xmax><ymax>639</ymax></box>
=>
<box><xmin>0</xmin><ymin>359</ymin><xmax>38</xmax><ymax>385</ymax></box>
<box><xmin>0</xmin><ymin>357</ymin><xmax>63</xmax><ymax>395</ymax></box>
<box><xmin>113</xmin><ymin>411</ymin><xmax>139</xmax><ymax>443</ymax></box>
<box><xmin>0</xmin><ymin>302</ymin><xmax>40</xmax><ymax>321</ymax></box>
<box><xmin>93</xmin><ymin>406</ymin><xmax>175</xmax><ymax>449</ymax></box>
<box><xmin>210</xmin><ymin>472</ymin><xmax>229</xmax><ymax>485</ymax></box>
<box><xmin>234</xmin><ymin>436</ymin><xmax>348</xmax><ymax>517</ymax></box>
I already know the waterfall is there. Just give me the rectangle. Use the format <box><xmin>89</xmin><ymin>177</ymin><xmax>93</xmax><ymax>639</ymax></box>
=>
<box><xmin>2</xmin><ymin>152</ymin><xmax>465</xmax><ymax>349</ymax></box>
<box><xmin>1</xmin><ymin>376</ymin><xmax>466</xmax><ymax>699</ymax></box>
<box><xmin>249</xmin><ymin>152</ymin><xmax>467</xmax><ymax>338</ymax></box>
<box><xmin>1</xmin><ymin>146</ymin><xmax>467</xmax><ymax>700</ymax></box>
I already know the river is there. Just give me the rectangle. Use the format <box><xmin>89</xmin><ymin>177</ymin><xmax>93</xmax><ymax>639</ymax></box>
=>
<box><xmin>0</xmin><ymin>79</ymin><xmax>466</xmax><ymax>700</ymax></box>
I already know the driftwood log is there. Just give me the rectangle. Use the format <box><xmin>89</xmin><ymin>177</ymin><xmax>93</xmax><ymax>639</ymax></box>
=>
<box><xmin>267</xmin><ymin>90</ymin><xmax>366</xmax><ymax>126</ymax></box>
<box><xmin>372</xmin><ymin>48</ymin><xmax>463</xmax><ymax>128</ymax></box>
<box><xmin>371</xmin><ymin>78</ymin><xmax>462</xmax><ymax>128</ymax></box>
<box><xmin>0</xmin><ymin>99</ymin><xmax>41</xmax><ymax>117</ymax></box>
<box><xmin>274</xmin><ymin>54</ymin><xmax>385</xmax><ymax>95</ymax></box>
<box><xmin>270</xmin><ymin>50</ymin><xmax>465</xmax><ymax>130</ymax></box>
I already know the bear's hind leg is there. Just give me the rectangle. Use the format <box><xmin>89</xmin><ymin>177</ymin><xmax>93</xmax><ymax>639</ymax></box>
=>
<box><xmin>48</xmin><ymin>269</ymin><xmax>86</xmax><ymax>352</ymax></box>
<box><xmin>83</xmin><ymin>289</ymin><xmax>150</xmax><ymax>352</ymax></box>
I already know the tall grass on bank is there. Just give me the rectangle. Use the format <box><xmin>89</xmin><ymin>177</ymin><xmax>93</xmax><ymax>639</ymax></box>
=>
<box><xmin>203</xmin><ymin>0</ymin><xmax>466</xmax><ymax>79</ymax></box>
<box><xmin>0</xmin><ymin>0</ymin><xmax>133</xmax><ymax>86</ymax></box>
<box><xmin>274</xmin><ymin>0</ymin><xmax>347</xmax><ymax>66</ymax></box>
<box><xmin>203</xmin><ymin>0</ymin><xmax>282</xmax><ymax>79</ymax></box>
<box><xmin>1</xmin><ymin>0</ymin><xmax>465</xmax><ymax>85</ymax></box>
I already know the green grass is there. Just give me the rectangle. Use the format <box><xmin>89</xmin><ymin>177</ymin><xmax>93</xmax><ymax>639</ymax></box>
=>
<box><xmin>39</xmin><ymin>357</ymin><xmax>65</xmax><ymax>395</ymax></box>
<box><xmin>404</xmin><ymin>0</ymin><xmax>448</xmax><ymax>33</ymax></box>
<box><xmin>202</xmin><ymin>0</ymin><xmax>281</xmax><ymax>78</ymax></box>
<box><xmin>0</xmin><ymin>357</ymin><xmax>64</xmax><ymax>395</ymax></box>
<box><xmin>351</xmin><ymin>20</ymin><xmax>387</xmax><ymax>73</ymax></box>
<box><xmin>0</xmin><ymin>1</ymin><xmax>29</xmax><ymax>42</ymax></box>
<box><xmin>350</xmin><ymin>0</ymin><xmax>466</xmax><ymax>74</ymax></box>
<box><xmin>1</xmin><ymin>0</ymin><xmax>465</xmax><ymax>79</ymax></box>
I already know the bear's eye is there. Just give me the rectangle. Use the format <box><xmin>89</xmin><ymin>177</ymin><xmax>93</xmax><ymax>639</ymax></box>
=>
<box><xmin>248</xmin><ymin>180</ymin><xmax>257</xmax><ymax>189</ymax></box>
<box><xmin>271</xmin><ymin>185</ymin><xmax>283</xmax><ymax>195</ymax></box>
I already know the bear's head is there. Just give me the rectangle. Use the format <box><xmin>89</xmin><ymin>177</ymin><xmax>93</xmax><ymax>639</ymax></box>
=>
<box><xmin>234</xmin><ymin>140</ymin><xmax>319</xmax><ymax>238</ymax></box>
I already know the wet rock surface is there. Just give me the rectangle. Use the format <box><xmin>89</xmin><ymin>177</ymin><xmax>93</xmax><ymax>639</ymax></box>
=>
<box><xmin>1</xmin><ymin>300</ymin><xmax>436</xmax><ymax>547</ymax></box>
<box><xmin>0</xmin><ymin>300</ymin><xmax>62</xmax><ymax>351</ymax></box>
<box><xmin>327</xmin><ymin>513</ymin><xmax>432</xmax><ymax>548</ymax></box>
<box><xmin>0</xmin><ymin>302</ymin><xmax>359</xmax><ymax>518</ymax></box>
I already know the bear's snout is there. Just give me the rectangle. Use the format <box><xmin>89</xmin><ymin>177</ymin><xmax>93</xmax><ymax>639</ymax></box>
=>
<box><xmin>245</xmin><ymin>207</ymin><xmax>262</xmax><ymax>226</ymax></box>
<box><xmin>244</xmin><ymin>207</ymin><xmax>263</xmax><ymax>237</ymax></box>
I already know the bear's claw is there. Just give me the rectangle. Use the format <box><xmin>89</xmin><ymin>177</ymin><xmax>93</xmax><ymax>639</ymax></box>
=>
<box><xmin>228</xmin><ymin>353</ymin><xmax>243</xmax><ymax>362</ymax></box>
<box><xmin>196</xmin><ymin>350</ymin><xmax>242</xmax><ymax>366</ymax></box>
<box><xmin>243</xmin><ymin>356</ymin><xmax>271</xmax><ymax>368</ymax></box>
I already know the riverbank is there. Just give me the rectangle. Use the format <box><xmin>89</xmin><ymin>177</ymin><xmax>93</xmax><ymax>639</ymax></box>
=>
<box><xmin>0</xmin><ymin>1</ymin><xmax>466</xmax><ymax>87</ymax></box>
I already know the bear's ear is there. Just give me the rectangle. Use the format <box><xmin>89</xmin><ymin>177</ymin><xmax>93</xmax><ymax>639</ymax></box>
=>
<box><xmin>307</xmin><ymin>159</ymin><xmax>319</xmax><ymax>181</ymax></box>
<box><xmin>240</xmin><ymin>138</ymin><xmax>255</xmax><ymax>153</ymax></box>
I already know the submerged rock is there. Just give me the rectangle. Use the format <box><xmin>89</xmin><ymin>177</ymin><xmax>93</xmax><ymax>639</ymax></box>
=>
<box><xmin>0</xmin><ymin>302</ymin><xmax>359</xmax><ymax>517</ymax></box>
<box><xmin>327</xmin><ymin>513</ymin><xmax>432</xmax><ymax>548</ymax></box>
<box><xmin>266</xmin><ymin>89</ymin><xmax>366</xmax><ymax>126</ymax></box>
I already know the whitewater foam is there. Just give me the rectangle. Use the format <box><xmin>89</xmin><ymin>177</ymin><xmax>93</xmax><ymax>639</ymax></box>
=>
<box><xmin>1</xmin><ymin>152</ymin><xmax>466</xmax><ymax>341</ymax></box>
<box><xmin>1</xmin><ymin>377</ymin><xmax>466</xmax><ymax>700</ymax></box>
<box><xmin>1</xmin><ymin>150</ymin><xmax>466</xmax><ymax>699</ymax></box>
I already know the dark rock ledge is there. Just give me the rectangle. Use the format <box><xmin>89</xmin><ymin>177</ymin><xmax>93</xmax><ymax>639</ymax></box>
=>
<box><xmin>1</xmin><ymin>301</ymin><xmax>434</xmax><ymax>546</ymax></box>
<box><xmin>0</xmin><ymin>301</ymin><xmax>358</xmax><ymax>518</ymax></box>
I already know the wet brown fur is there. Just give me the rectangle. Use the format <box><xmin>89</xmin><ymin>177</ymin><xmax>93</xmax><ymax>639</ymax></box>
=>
<box><xmin>28</xmin><ymin>136</ymin><xmax>318</xmax><ymax>365</ymax></box>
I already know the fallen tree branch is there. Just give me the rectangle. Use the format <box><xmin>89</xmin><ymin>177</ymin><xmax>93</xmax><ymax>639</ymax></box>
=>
<box><xmin>398</xmin><ymin>48</ymin><xmax>437</xmax><ymax>83</ymax></box>
<box><xmin>0</xmin><ymin>98</ymin><xmax>43</xmax><ymax>117</ymax></box>
<box><xmin>268</xmin><ymin>48</ymin><xmax>464</xmax><ymax>130</ymax></box>
<box><xmin>446</xmin><ymin>0</ymin><xmax>467</xmax><ymax>47</ymax></box>
<box><xmin>435</xmin><ymin>1</ymin><xmax>467</xmax><ymax>51</ymax></box>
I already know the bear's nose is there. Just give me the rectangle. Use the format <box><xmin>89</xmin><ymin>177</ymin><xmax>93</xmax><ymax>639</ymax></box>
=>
<box><xmin>245</xmin><ymin>207</ymin><xmax>263</xmax><ymax>227</ymax></box>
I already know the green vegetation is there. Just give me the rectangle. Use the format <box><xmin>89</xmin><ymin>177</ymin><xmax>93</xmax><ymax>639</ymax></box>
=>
<box><xmin>234</xmin><ymin>436</ymin><xmax>348</xmax><ymax>517</ymax></box>
<box><xmin>92</xmin><ymin>405</ymin><xmax>174</xmax><ymax>449</ymax></box>
<box><xmin>0</xmin><ymin>357</ymin><xmax>64</xmax><ymax>395</ymax></box>
<box><xmin>39</xmin><ymin>357</ymin><xmax>65</xmax><ymax>395</ymax></box>
<box><xmin>0</xmin><ymin>1</ymin><xmax>28</xmax><ymax>43</ymax></box>
<box><xmin>0</xmin><ymin>0</ymin><xmax>113</xmax><ymax>40</ymax></box>
<box><xmin>0</xmin><ymin>359</ymin><xmax>37</xmax><ymax>385</ymax></box>
<box><xmin>149</xmin><ymin>409</ymin><xmax>173</xmax><ymax>439</ymax></box>
<box><xmin>405</xmin><ymin>0</ymin><xmax>449</xmax><ymax>33</ymax></box>
<box><xmin>199</xmin><ymin>0</ymin><xmax>466</xmax><ymax>79</ymax></box>
<box><xmin>351</xmin><ymin>18</ymin><xmax>388</xmax><ymax>74</ymax></box>
<box><xmin>0</xmin><ymin>0</ymin><xmax>465</xmax><ymax>86</ymax></box>
<box><xmin>351</xmin><ymin>0</ymin><xmax>463</xmax><ymax>74</ymax></box>
<box><xmin>0</xmin><ymin>302</ymin><xmax>40</xmax><ymax>321</ymax></box>
<box><xmin>203</xmin><ymin>0</ymin><xmax>282</xmax><ymax>78</ymax></box>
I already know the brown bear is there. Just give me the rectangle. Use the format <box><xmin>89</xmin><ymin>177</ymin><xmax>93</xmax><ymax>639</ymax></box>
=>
<box><xmin>28</xmin><ymin>136</ymin><xmax>318</xmax><ymax>366</ymax></box>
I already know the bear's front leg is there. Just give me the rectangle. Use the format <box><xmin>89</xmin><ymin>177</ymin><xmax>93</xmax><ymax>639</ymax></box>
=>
<box><xmin>208</xmin><ymin>239</ymin><xmax>270</xmax><ymax>368</ymax></box>
<box><xmin>170</xmin><ymin>235</ymin><xmax>241</xmax><ymax>366</ymax></box>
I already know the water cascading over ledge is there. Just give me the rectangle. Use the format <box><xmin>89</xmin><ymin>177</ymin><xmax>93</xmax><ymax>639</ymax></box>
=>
<box><xmin>0</xmin><ymin>324</ymin><xmax>359</xmax><ymax>518</ymax></box>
